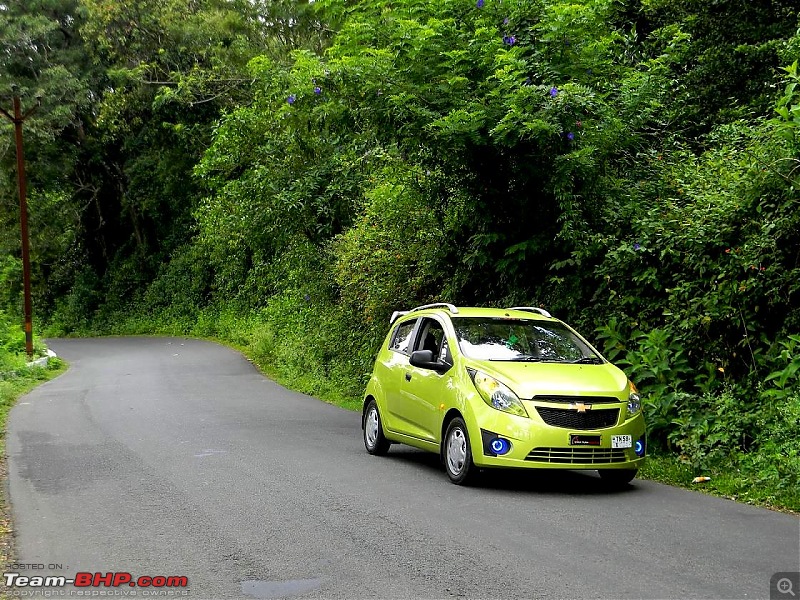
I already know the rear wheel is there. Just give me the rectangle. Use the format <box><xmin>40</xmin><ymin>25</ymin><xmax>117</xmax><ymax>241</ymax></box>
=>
<box><xmin>443</xmin><ymin>418</ymin><xmax>477</xmax><ymax>485</ymax></box>
<box><xmin>363</xmin><ymin>400</ymin><xmax>390</xmax><ymax>455</ymax></box>
<box><xmin>598</xmin><ymin>468</ymin><xmax>637</xmax><ymax>485</ymax></box>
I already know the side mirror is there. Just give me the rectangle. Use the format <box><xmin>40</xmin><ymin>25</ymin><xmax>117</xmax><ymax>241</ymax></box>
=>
<box><xmin>409</xmin><ymin>350</ymin><xmax>449</xmax><ymax>373</ymax></box>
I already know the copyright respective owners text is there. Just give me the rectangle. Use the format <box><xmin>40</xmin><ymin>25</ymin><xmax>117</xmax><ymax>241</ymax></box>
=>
<box><xmin>772</xmin><ymin>572</ymin><xmax>800</xmax><ymax>600</ymax></box>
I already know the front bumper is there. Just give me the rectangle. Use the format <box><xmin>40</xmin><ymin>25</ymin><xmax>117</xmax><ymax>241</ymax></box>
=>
<box><xmin>468</xmin><ymin>401</ymin><xmax>646</xmax><ymax>471</ymax></box>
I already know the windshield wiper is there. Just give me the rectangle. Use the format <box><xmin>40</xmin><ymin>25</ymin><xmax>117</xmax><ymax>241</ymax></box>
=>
<box><xmin>570</xmin><ymin>357</ymin><xmax>604</xmax><ymax>364</ymax></box>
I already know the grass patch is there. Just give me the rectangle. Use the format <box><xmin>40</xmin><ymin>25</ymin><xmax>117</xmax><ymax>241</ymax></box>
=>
<box><xmin>640</xmin><ymin>454</ymin><xmax>800</xmax><ymax>514</ymax></box>
<box><xmin>0</xmin><ymin>358</ymin><xmax>68</xmax><ymax>454</ymax></box>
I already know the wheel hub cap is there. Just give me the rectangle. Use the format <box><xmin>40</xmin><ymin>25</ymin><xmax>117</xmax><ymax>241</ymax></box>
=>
<box><xmin>447</xmin><ymin>428</ymin><xmax>466</xmax><ymax>475</ymax></box>
<box><xmin>365</xmin><ymin>408</ymin><xmax>379</xmax><ymax>448</ymax></box>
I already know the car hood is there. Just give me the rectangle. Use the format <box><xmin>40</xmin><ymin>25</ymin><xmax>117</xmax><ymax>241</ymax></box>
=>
<box><xmin>474</xmin><ymin>360</ymin><xmax>629</xmax><ymax>399</ymax></box>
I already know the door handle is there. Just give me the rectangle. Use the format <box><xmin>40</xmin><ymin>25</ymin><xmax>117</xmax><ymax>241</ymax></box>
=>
<box><xmin>405</xmin><ymin>372</ymin><xmax>412</xmax><ymax>382</ymax></box>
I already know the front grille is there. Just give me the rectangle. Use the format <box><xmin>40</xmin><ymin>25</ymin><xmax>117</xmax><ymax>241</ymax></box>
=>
<box><xmin>535</xmin><ymin>407</ymin><xmax>619</xmax><ymax>430</ymax></box>
<box><xmin>526</xmin><ymin>447</ymin><xmax>627</xmax><ymax>464</ymax></box>
<box><xmin>533</xmin><ymin>395</ymin><xmax>620</xmax><ymax>404</ymax></box>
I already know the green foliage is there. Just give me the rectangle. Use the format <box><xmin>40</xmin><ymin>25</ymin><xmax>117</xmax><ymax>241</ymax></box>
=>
<box><xmin>0</xmin><ymin>256</ymin><xmax>22</xmax><ymax>315</ymax></box>
<box><xmin>764</xmin><ymin>334</ymin><xmax>800</xmax><ymax>400</ymax></box>
<box><xmin>667</xmin><ymin>390</ymin><xmax>757</xmax><ymax>469</ymax></box>
<box><xmin>333</xmin><ymin>169</ymin><xmax>448</xmax><ymax>323</ymax></box>
<box><xmin>249</xmin><ymin>292</ymin><xmax>371</xmax><ymax>404</ymax></box>
<box><xmin>743</xmin><ymin>395</ymin><xmax>800</xmax><ymax>503</ymax></box>
<box><xmin>596</xmin><ymin>319</ymin><xmax>692</xmax><ymax>446</ymax></box>
<box><xmin>633</xmin><ymin>0</ymin><xmax>798</xmax><ymax>135</ymax></box>
<box><xmin>0</xmin><ymin>305</ymin><xmax>50</xmax><ymax>374</ymax></box>
<box><xmin>140</xmin><ymin>244</ymin><xmax>213</xmax><ymax>319</ymax></box>
<box><xmin>0</xmin><ymin>310</ymin><xmax>25</xmax><ymax>362</ymax></box>
<box><xmin>774</xmin><ymin>60</ymin><xmax>800</xmax><ymax>142</ymax></box>
<box><xmin>47</xmin><ymin>266</ymin><xmax>106</xmax><ymax>336</ymax></box>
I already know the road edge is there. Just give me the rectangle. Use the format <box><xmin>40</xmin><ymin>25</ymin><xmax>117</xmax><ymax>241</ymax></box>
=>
<box><xmin>0</xmin><ymin>352</ymin><xmax>68</xmax><ymax>599</ymax></box>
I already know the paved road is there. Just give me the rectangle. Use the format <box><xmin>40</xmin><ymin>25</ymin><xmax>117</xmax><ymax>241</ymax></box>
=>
<box><xmin>7</xmin><ymin>338</ymin><xmax>799</xmax><ymax>599</ymax></box>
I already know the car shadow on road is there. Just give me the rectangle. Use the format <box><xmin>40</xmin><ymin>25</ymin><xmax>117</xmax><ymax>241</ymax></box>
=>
<box><xmin>385</xmin><ymin>447</ymin><xmax>640</xmax><ymax>497</ymax></box>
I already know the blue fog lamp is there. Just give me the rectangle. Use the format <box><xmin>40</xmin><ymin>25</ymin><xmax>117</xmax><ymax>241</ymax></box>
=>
<box><xmin>490</xmin><ymin>437</ymin><xmax>511</xmax><ymax>456</ymax></box>
<box><xmin>634</xmin><ymin>437</ymin><xmax>646</xmax><ymax>457</ymax></box>
<box><xmin>480</xmin><ymin>429</ymin><xmax>513</xmax><ymax>456</ymax></box>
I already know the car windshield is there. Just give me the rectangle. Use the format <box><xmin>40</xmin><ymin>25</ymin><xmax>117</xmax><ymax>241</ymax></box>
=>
<box><xmin>452</xmin><ymin>317</ymin><xmax>601</xmax><ymax>362</ymax></box>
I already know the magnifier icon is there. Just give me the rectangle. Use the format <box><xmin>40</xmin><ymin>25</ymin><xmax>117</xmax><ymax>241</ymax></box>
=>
<box><xmin>778</xmin><ymin>578</ymin><xmax>796</xmax><ymax>596</ymax></box>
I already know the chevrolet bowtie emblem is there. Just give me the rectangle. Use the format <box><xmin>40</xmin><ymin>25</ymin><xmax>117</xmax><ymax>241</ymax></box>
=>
<box><xmin>569</xmin><ymin>402</ymin><xmax>592</xmax><ymax>413</ymax></box>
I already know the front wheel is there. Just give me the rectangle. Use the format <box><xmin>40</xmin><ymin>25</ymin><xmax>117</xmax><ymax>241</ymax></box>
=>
<box><xmin>363</xmin><ymin>400</ymin><xmax>391</xmax><ymax>455</ymax></box>
<box><xmin>598</xmin><ymin>468</ymin><xmax>637</xmax><ymax>486</ymax></box>
<box><xmin>443</xmin><ymin>418</ymin><xmax>477</xmax><ymax>485</ymax></box>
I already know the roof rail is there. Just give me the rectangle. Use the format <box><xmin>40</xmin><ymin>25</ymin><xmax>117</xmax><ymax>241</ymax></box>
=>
<box><xmin>390</xmin><ymin>303</ymin><xmax>459</xmax><ymax>323</ymax></box>
<box><xmin>508</xmin><ymin>306</ymin><xmax>553</xmax><ymax>318</ymax></box>
<box><xmin>409</xmin><ymin>303</ymin><xmax>459</xmax><ymax>315</ymax></box>
<box><xmin>390</xmin><ymin>310</ymin><xmax>409</xmax><ymax>324</ymax></box>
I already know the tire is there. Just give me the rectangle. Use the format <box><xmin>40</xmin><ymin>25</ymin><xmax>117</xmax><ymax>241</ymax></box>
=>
<box><xmin>443</xmin><ymin>417</ymin><xmax>477</xmax><ymax>485</ymax></box>
<box><xmin>363</xmin><ymin>400</ymin><xmax>391</xmax><ymax>455</ymax></box>
<box><xmin>598</xmin><ymin>468</ymin><xmax>637</xmax><ymax>486</ymax></box>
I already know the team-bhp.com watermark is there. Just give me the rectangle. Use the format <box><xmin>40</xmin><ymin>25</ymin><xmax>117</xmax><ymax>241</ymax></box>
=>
<box><xmin>3</xmin><ymin>571</ymin><xmax>189</xmax><ymax>597</ymax></box>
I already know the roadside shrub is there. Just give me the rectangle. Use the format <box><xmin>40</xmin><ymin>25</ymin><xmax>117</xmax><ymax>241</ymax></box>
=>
<box><xmin>596</xmin><ymin>318</ymin><xmax>694</xmax><ymax>448</ymax></box>
<box><xmin>47</xmin><ymin>267</ymin><xmax>102</xmax><ymax>335</ymax></box>
<box><xmin>0</xmin><ymin>310</ymin><xmax>25</xmax><ymax>356</ymax></box>
<box><xmin>142</xmin><ymin>244</ymin><xmax>213</xmax><ymax>319</ymax></box>
<box><xmin>0</xmin><ymin>256</ymin><xmax>22</xmax><ymax>316</ymax></box>
<box><xmin>763</xmin><ymin>334</ymin><xmax>800</xmax><ymax>401</ymax></box>
<box><xmin>249</xmin><ymin>291</ymin><xmax>373</xmax><ymax>402</ymax></box>
<box><xmin>743</xmin><ymin>394</ymin><xmax>800</xmax><ymax>501</ymax></box>
<box><xmin>332</xmin><ymin>168</ymin><xmax>448</xmax><ymax>326</ymax></box>
<box><xmin>667</xmin><ymin>389</ymin><xmax>758</xmax><ymax>470</ymax></box>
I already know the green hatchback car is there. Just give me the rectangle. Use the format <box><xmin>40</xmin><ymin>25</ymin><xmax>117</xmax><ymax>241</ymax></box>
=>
<box><xmin>362</xmin><ymin>304</ymin><xmax>646</xmax><ymax>485</ymax></box>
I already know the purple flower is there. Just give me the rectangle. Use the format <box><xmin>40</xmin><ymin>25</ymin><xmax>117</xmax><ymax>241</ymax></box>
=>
<box><xmin>503</xmin><ymin>17</ymin><xmax>509</xmax><ymax>25</ymax></box>
<box><xmin>549</xmin><ymin>87</ymin><xmax>558</xmax><ymax>98</ymax></box>
<box><xmin>314</xmin><ymin>86</ymin><xmax>322</xmax><ymax>95</ymax></box>
<box><xmin>476</xmin><ymin>0</ymin><xmax>484</xmax><ymax>7</ymax></box>
<box><xmin>633</xmin><ymin>243</ymin><xmax>642</xmax><ymax>251</ymax></box>
<box><xmin>304</xmin><ymin>294</ymin><xmax>311</xmax><ymax>302</ymax></box>
<box><xmin>503</xmin><ymin>35</ymin><xmax>516</xmax><ymax>46</ymax></box>
<box><xmin>566</xmin><ymin>132</ymin><xmax>574</xmax><ymax>141</ymax></box>
<box><xmin>287</xmin><ymin>94</ymin><xmax>296</xmax><ymax>105</ymax></box>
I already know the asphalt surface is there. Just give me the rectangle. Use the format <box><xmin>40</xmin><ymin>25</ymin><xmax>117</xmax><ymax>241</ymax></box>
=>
<box><xmin>7</xmin><ymin>337</ymin><xmax>800</xmax><ymax>600</ymax></box>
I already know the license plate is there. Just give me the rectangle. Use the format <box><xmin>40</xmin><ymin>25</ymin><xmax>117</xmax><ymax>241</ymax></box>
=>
<box><xmin>612</xmin><ymin>435</ymin><xmax>632</xmax><ymax>448</ymax></box>
<box><xmin>570</xmin><ymin>434</ymin><xmax>601</xmax><ymax>446</ymax></box>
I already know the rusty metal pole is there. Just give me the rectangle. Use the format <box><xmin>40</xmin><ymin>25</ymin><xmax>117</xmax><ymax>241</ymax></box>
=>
<box><xmin>1</xmin><ymin>89</ymin><xmax>39</xmax><ymax>359</ymax></box>
<box><xmin>13</xmin><ymin>95</ymin><xmax>33</xmax><ymax>358</ymax></box>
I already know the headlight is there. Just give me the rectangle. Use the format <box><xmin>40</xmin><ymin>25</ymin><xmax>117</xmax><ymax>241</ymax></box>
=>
<box><xmin>627</xmin><ymin>381</ymin><xmax>641</xmax><ymax>417</ymax></box>
<box><xmin>468</xmin><ymin>369</ymin><xmax>528</xmax><ymax>417</ymax></box>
